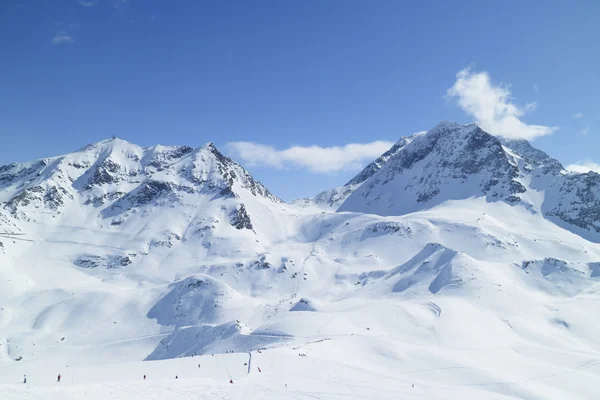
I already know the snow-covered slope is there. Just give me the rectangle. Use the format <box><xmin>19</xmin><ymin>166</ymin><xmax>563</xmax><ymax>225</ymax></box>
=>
<box><xmin>2</xmin><ymin>129</ymin><xmax>600</xmax><ymax>400</ymax></box>
<box><xmin>301</xmin><ymin>131</ymin><xmax>424</xmax><ymax>209</ymax></box>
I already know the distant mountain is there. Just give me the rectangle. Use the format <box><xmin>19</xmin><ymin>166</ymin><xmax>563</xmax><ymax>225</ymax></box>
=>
<box><xmin>0</xmin><ymin>139</ymin><xmax>288</xmax><ymax>248</ymax></box>
<box><xmin>336</xmin><ymin>122</ymin><xmax>600</xmax><ymax>242</ymax></box>
<box><xmin>0</xmin><ymin>138</ymin><xmax>280</xmax><ymax>216</ymax></box>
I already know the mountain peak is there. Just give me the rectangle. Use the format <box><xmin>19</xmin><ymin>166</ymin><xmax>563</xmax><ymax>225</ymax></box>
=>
<box><xmin>338</xmin><ymin>121</ymin><xmax>525</xmax><ymax>215</ymax></box>
<box><xmin>0</xmin><ymin>136</ymin><xmax>281</xmax><ymax>223</ymax></box>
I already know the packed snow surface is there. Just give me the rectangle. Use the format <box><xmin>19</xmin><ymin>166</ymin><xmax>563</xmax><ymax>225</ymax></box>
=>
<box><xmin>2</xmin><ymin>123</ymin><xmax>600</xmax><ymax>399</ymax></box>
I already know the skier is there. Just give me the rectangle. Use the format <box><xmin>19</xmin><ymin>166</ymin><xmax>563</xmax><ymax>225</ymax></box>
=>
<box><xmin>143</xmin><ymin>375</ymin><xmax>146</xmax><ymax>380</ymax></box>
<box><xmin>57</xmin><ymin>373</ymin><xmax>61</xmax><ymax>383</ymax></box>
<box><xmin>23</xmin><ymin>375</ymin><xmax>27</xmax><ymax>384</ymax></box>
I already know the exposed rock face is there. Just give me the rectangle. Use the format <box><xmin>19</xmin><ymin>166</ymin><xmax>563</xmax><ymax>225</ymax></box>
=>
<box><xmin>144</xmin><ymin>145</ymin><xmax>194</xmax><ymax>170</ymax></box>
<box><xmin>74</xmin><ymin>253</ymin><xmax>135</xmax><ymax>269</ymax></box>
<box><xmin>545</xmin><ymin>172</ymin><xmax>600</xmax><ymax>234</ymax></box>
<box><xmin>251</xmin><ymin>254</ymin><xmax>272</xmax><ymax>270</ymax></box>
<box><xmin>339</xmin><ymin>122</ymin><xmax>527</xmax><ymax>215</ymax></box>
<box><xmin>361</xmin><ymin>222</ymin><xmax>413</xmax><ymax>240</ymax></box>
<box><xmin>230</xmin><ymin>204</ymin><xmax>253</xmax><ymax>230</ymax></box>
<box><xmin>501</xmin><ymin>138</ymin><xmax>563</xmax><ymax>176</ymax></box>
<box><xmin>85</xmin><ymin>159</ymin><xmax>124</xmax><ymax>188</ymax></box>
<box><xmin>0</xmin><ymin>160</ymin><xmax>49</xmax><ymax>186</ymax></box>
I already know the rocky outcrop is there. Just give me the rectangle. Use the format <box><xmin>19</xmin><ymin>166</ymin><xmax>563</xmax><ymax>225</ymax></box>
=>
<box><xmin>230</xmin><ymin>204</ymin><xmax>253</xmax><ymax>230</ymax></box>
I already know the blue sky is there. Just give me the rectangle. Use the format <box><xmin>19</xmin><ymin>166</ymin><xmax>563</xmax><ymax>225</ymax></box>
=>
<box><xmin>1</xmin><ymin>0</ymin><xmax>598</xmax><ymax>200</ymax></box>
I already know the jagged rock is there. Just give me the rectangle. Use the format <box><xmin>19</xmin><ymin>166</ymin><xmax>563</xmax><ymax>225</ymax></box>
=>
<box><xmin>74</xmin><ymin>254</ymin><xmax>134</xmax><ymax>269</ymax></box>
<box><xmin>0</xmin><ymin>160</ymin><xmax>48</xmax><ymax>186</ymax></box>
<box><xmin>546</xmin><ymin>172</ymin><xmax>600</xmax><ymax>234</ymax></box>
<box><xmin>230</xmin><ymin>204</ymin><xmax>253</xmax><ymax>230</ymax></box>
<box><xmin>251</xmin><ymin>255</ymin><xmax>271</xmax><ymax>270</ymax></box>
<box><xmin>86</xmin><ymin>159</ymin><xmax>123</xmax><ymax>188</ymax></box>
<box><xmin>146</xmin><ymin>145</ymin><xmax>194</xmax><ymax>170</ymax></box>
<box><xmin>187</xmin><ymin>278</ymin><xmax>208</xmax><ymax>289</ymax></box>
<box><xmin>150</xmin><ymin>232</ymin><xmax>182</xmax><ymax>249</ymax></box>
<box><xmin>74</xmin><ymin>255</ymin><xmax>103</xmax><ymax>269</ymax></box>
<box><xmin>364</xmin><ymin>222</ymin><xmax>412</xmax><ymax>237</ymax></box>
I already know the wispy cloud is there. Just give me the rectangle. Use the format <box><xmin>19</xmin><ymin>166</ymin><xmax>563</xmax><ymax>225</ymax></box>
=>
<box><xmin>77</xmin><ymin>0</ymin><xmax>99</xmax><ymax>6</ymax></box>
<box><xmin>51</xmin><ymin>31</ymin><xmax>74</xmax><ymax>45</ymax></box>
<box><xmin>566</xmin><ymin>161</ymin><xmax>600</xmax><ymax>174</ymax></box>
<box><xmin>579</xmin><ymin>125</ymin><xmax>590</xmax><ymax>136</ymax></box>
<box><xmin>446</xmin><ymin>67</ymin><xmax>557</xmax><ymax>140</ymax></box>
<box><xmin>573</xmin><ymin>112</ymin><xmax>584</xmax><ymax>120</ymax></box>
<box><xmin>226</xmin><ymin>141</ymin><xmax>394</xmax><ymax>174</ymax></box>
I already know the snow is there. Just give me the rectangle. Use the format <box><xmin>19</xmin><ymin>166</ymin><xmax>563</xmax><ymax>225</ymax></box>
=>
<box><xmin>2</xmin><ymin>128</ymin><xmax>600</xmax><ymax>399</ymax></box>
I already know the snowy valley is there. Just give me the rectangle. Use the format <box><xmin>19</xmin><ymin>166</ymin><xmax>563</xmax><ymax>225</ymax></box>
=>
<box><xmin>1</xmin><ymin>122</ymin><xmax>600</xmax><ymax>399</ymax></box>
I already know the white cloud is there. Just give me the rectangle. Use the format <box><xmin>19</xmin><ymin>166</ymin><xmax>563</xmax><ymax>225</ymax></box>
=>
<box><xmin>573</xmin><ymin>112</ymin><xmax>584</xmax><ymax>119</ymax></box>
<box><xmin>77</xmin><ymin>0</ymin><xmax>99</xmax><ymax>6</ymax></box>
<box><xmin>51</xmin><ymin>32</ymin><xmax>74</xmax><ymax>45</ymax></box>
<box><xmin>446</xmin><ymin>68</ymin><xmax>557</xmax><ymax>140</ymax></box>
<box><xmin>566</xmin><ymin>161</ymin><xmax>600</xmax><ymax>174</ymax></box>
<box><xmin>226</xmin><ymin>141</ymin><xmax>394</xmax><ymax>174</ymax></box>
<box><xmin>579</xmin><ymin>125</ymin><xmax>590</xmax><ymax>136</ymax></box>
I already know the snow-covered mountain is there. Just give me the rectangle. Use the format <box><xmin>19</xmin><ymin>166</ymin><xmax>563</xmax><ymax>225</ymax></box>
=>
<box><xmin>302</xmin><ymin>131</ymin><xmax>424</xmax><ymax>209</ymax></box>
<box><xmin>338</xmin><ymin>121</ymin><xmax>600</xmax><ymax>242</ymax></box>
<box><xmin>2</xmin><ymin>126</ymin><xmax>600</xmax><ymax>400</ymax></box>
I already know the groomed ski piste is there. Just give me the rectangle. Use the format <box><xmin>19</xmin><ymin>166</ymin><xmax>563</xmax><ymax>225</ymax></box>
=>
<box><xmin>1</xmin><ymin>122</ymin><xmax>600</xmax><ymax>399</ymax></box>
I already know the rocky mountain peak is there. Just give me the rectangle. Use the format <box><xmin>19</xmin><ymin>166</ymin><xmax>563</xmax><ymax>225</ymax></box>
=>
<box><xmin>338</xmin><ymin>122</ymin><xmax>525</xmax><ymax>216</ymax></box>
<box><xmin>0</xmin><ymin>139</ymin><xmax>281</xmax><ymax>224</ymax></box>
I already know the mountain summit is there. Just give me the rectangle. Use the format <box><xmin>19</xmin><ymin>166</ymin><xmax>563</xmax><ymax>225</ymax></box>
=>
<box><xmin>313</xmin><ymin>122</ymin><xmax>600</xmax><ymax>242</ymax></box>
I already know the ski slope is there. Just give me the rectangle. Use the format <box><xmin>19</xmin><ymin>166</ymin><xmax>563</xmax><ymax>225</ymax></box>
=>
<box><xmin>2</xmin><ymin>124</ymin><xmax>600</xmax><ymax>399</ymax></box>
